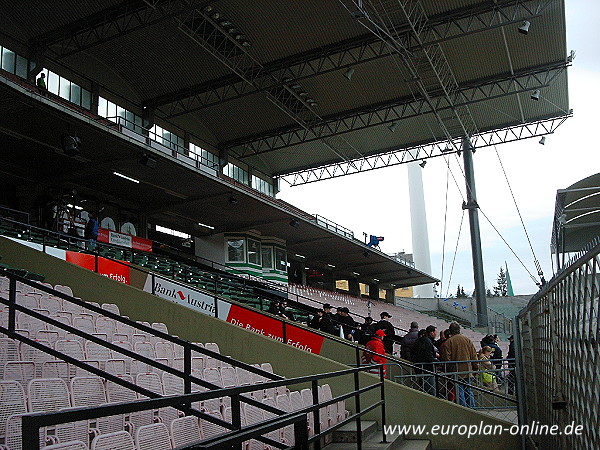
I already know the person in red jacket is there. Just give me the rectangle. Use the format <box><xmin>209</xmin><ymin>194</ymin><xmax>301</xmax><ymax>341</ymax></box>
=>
<box><xmin>362</xmin><ymin>329</ymin><xmax>387</xmax><ymax>378</ymax></box>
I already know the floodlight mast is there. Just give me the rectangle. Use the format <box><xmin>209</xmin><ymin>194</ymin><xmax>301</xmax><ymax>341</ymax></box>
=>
<box><xmin>461</xmin><ymin>137</ymin><xmax>488</xmax><ymax>327</ymax></box>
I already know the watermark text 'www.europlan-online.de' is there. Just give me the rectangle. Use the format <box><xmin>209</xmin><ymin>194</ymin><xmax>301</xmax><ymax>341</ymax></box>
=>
<box><xmin>384</xmin><ymin>421</ymin><xmax>584</xmax><ymax>439</ymax></box>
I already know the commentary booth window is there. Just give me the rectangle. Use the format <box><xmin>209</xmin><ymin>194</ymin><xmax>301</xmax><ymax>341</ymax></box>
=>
<box><xmin>227</xmin><ymin>238</ymin><xmax>246</xmax><ymax>262</ymax></box>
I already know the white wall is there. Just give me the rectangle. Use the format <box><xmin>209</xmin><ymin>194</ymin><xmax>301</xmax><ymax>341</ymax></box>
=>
<box><xmin>195</xmin><ymin>233</ymin><xmax>225</xmax><ymax>265</ymax></box>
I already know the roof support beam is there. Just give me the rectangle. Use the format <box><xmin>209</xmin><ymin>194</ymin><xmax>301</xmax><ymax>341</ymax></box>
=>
<box><xmin>225</xmin><ymin>62</ymin><xmax>568</xmax><ymax>157</ymax></box>
<box><xmin>33</xmin><ymin>0</ymin><xmax>214</xmax><ymax>59</ymax></box>
<box><xmin>280</xmin><ymin>112</ymin><xmax>572</xmax><ymax>186</ymax></box>
<box><xmin>146</xmin><ymin>0</ymin><xmax>549</xmax><ymax>115</ymax></box>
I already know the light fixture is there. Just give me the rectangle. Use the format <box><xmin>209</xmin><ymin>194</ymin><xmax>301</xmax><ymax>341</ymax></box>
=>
<box><xmin>139</xmin><ymin>154</ymin><xmax>157</xmax><ymax>169</ymax></box>
<box><xmin>298</xmin><ymin>91</ymin><xmax>308</xmax><ymax>97</ymax></box>
<box><xmin>289</xmin><ymin>218</ymin><xmax>300</xmax><ymax>228</ymax></box>
<box><xmin>327</xmin><ymin>264</ymin><xmax>336</xmax><ymax>268</ymax></box>
<box><xmin>388</xmin><ymin>122</ymin><xmax>398</xmax><ymax>133</ymax></box>
<box><xmin>203</xmin><ymin>6</ymin><xmax>213</xmax><ymax>13</ymax></box>
<box><xmin>309</xmin><ymin>102</ymin><xmax>318</xmax><ymax>107</ymax></box>
<box><xmin>373</xmin><ymin>278</ymin><xmax>379</xmax><ymax>282</ymax></box>
<box><xmin>228</xmin><ymin>197</ymin><xmax>238</xmax><ymax>204</ymax></box>
<box><xmin>113</xmin><ymin>172</ymin><xmax>140</xmax><ymax>184</ymax></box>
<box><xmin>518</xmin><ymin>20</ymin><xmax>531</xmax><ymax>35</ymax></box>
<box><xmin>353</xmin><ymin>272</ymin><xmax>360</xmax><ymax>276</ymax></box>
<box><xmin>305</xmin><ymin>98</ymin><xmax>314</xmax><ymax>103</ymax></box>
<box><xmin>241</xmin><ymin>40</ymin><xmax>251</xmax><ymax>47</ymax></box>
<box><xmin>282</xmin><ymin>78</ymin><xmax>292</xmax><ymax>83</ymax></box>
<box><xmin>531</xmin><ymin>89</ymin><xmax>540</xmax><ymax>101</ymax></box>
<box><xmin>61</xmin><ymin>134</ymin><xmax>81</xmax><ymax>157</ymax></box>
<box><xmin>220</xmin><ymin>20</ymin><xmax>232</xmax><ymax>27</ymax></box>
<box><xmin>539</xmin><ymin>136</ymin><xmax>546</xmax><ymax>145</ymax></box>
<box><xmin>197</xmin><ymin>222</ymin><xmax>215</xmax><ymax>230</ymax></box>
<box><xmin>290</xmin><ymin>84</ymin><xmax>300</xmax><ymax>89</ymax></box>
<box><xmin>295</xmin><ymin>254</ymin><xmax>306</xmax><ymax>259</ymax></box>
<box><xmin>419</xmin><ymin>160</ymin><xmax>427</xmax><ymax>168</ymax></box>
<box><xmin>343</xmin><ymin>67</ymin><xmax>355</xmax><ymax>81</ymax></box>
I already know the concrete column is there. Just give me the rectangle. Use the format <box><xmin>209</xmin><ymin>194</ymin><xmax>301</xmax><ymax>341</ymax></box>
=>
<box><xmin>348</xmin><ymin>278</ymin><xmax>360</xmax><ymax>297</ymax></box>
<box><xmin>368</xmin><ymin>283</ymin><xmax>379</xmax><ymax>300</ymax></box>
<box><xmin>408</xmin><ymin>161</ymin><xmax>434</xmax><ymax>298</ymax></box>
<box><xmin>385</xmin><ymin>288</ymin><xmax>395</xmax><ymax>304</ymax></box>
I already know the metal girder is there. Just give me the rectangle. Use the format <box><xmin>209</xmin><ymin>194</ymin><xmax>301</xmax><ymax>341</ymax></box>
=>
<box><xmin>225</xmin><ymin>62</ymin><xmax>568</xmax><ymax>157</ymax></box>
<box><xmin>147</xmin><ymin>0</ymin><xmax>548</xmax><ymax>115</ymax></box>
<box><xmin>279</xmin><ymin>113</ymin><xmax>572</xmax><ymax>186</ymax></box>
<box><xmin>175</xmin><ymin>7</ymin><xmax>364</xmax><ymax>163</ymax></box>
<box><xmin>33</xmin><ymin>0</ymin><xmax>213</xmax><ymax>59</ymax></box>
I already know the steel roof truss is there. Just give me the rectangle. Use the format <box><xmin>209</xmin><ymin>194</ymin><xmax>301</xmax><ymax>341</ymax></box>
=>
<box><xmin>281</xmin><ymin>113</ymin><xmax>571</xmax><ymax>185</ymax></box>
<box><xmin>148</xmin><ymin>0</ymin><xmax>548</xmax><ymax>114</ymax></box>
<box><xmin>34</xmin><ymin>0</ymin><xmax>213</xmax><ymax>59</ymax></box>
<box><xmin>226</xmin><ymin>62</ymin><xmax>567</xmax><ymax>157</ymax></box>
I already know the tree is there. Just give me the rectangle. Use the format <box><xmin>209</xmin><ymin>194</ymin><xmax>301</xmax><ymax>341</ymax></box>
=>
<box><xmin>486</xmin><ymin>288</ymin><xmax>493</xmax><ymax>297</ymax></box>
<box><xmin>493</xmin><ymin>267</ymin><xmax>508</xmax><ymax>297</ymax></box>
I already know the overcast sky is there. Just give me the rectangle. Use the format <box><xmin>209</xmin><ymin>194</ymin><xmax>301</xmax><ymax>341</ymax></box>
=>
<box><xmin>278</xmin><ymin>0</ymin><xmax>600</xmax><ymax>296</ymax></box>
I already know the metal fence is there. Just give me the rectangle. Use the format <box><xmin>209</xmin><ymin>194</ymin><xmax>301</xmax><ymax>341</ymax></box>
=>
<box><xmin>517</xmin><ymin>240</ymin><xmax>599</xmax><ymax>449</ymax></box>
<box><xmin>392</xmin><ymin>358</ymin><xmax>518</xmax><ymax>424</ymax></box>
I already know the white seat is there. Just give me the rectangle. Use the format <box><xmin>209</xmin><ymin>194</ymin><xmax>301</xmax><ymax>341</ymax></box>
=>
<box><xmin>28</xmin><ymin>377</ymin><xmax>71</xmax><ymax>412</ymax></box>
<box><xmin>171</xmin><ymin>415</ymin><xmax>201</xmax><ymax>448</ymax></box>
<box><xmin>42</xmin><ymin>440</ymin><xmax>88</xmax><ymax>449</ymax></box>
<box><xmin>134</xmin><ymin>422</ymin><xmax>171</xmax><ymax>450</ymax></box>
<box><xmin>101</xmin><ymin>303</ymin><xmax>120</xmax><ymax>315</ymax></box>
<box><xmin>151</xmin><ymin>322</ymin><xmax>168</xmax><ymax>334</ymax></box>
<box><xmin>104</xmin><ymin>359</ymin><xmax>127</xmax><ymax>376</ymax></box>
<box><xmin>4</xmin><ymin>361</ymin><xmax>36</xmax><ymax>388</ymax></box>
<box><xmin>200</xmin><ymin>411</ymin><xmax>227</xmax><ymax>440</ymax></box>
<box><xmin>71</xmin><ymin>376</ymin><xmax>107</xmax><ymax>407</ymax></box>
<box><xmin>0</xmin><ymin>380</ymin><xmax>26</xmax><ymax>438</ymax></box>
<box><xmin>42</xmin><ymin>361</ymin><xmax>70</xmax><ymax>382</ymax></box>
<box><xmin>154</xmin><ymin>341</ymin><xmax>174</xmax><ymax>359</ymax></box>
<box><xmin>134</xmin><ymin>341</ymin><xmax>155</xmax><ymax>360</ymax></box>
<box><xmin>84</xmin><ymin>341</ymin><xmax>111</xmax><ymax>364</ymax></box>
<box><xmin>91</xmin><ymin>431</ymin><xmax>135</xmax><ymax>450</ymax></box>
<box><xmin>204</xmin><ymin>342</ymin><xmax>220</xmax><ymax>354</ymax></box>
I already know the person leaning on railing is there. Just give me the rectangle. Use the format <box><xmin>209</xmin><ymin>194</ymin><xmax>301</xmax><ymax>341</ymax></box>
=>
<box><xmin>440</xmin><ymin>322</ymin><xmax>478</xmax><ymax>408</ymax></box>
<box><xmin>478</xmin><ymin>346</ymin><xmax>500</xmax><ymax>392</ymax></box>
<box><xmin>361</xmin><ymin>329</ymin><xmax>387</xmax><ymax>378</ymax></box>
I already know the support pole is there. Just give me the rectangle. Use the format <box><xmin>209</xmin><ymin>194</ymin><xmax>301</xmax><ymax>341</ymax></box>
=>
<box><xmin>462</xmin><ymin>137</ymin><xmax>488</xmax><ymax>327</ymax></box>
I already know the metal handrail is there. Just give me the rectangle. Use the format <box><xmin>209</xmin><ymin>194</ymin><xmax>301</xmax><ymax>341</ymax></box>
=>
<box><xmin>0</xmin><ymin>218</ymin><xmax>512</xmax><ymax>405</ymax></box>
<box><xmin>20</xmin><ymin>363</ymin><xmax>386</xmax><ymax>450</ymax></box>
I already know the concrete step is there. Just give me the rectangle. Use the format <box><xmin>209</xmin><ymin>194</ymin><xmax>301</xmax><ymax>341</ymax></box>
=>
<box><xmin>326</xmin><ymin>420</ymin><xmax>431</xmax><ymax>450</ymax></box>
<box><xmin>332</xmin><ymin>420</ymin><xmax>378</xmax><ymax>443</ymax></box>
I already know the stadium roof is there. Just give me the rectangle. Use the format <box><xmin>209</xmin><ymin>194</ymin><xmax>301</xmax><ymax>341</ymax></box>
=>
<box><xmin>1</xmin><ymin>0</ymin><xmax>570</xmax><ymax>181</ymax></box>
<box><xmin>0</xmin><ymin>0</ymin><xmax>570</xmax><ymax>289</ymax></box>
<box><xmin>552</xmin><ymin>173</ymin><xmax>600</xmax><ymax>255</ymax></box>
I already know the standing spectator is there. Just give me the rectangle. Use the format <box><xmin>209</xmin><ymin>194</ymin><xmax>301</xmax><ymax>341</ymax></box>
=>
<box><xmin>361</xmin><ymin>329</ymin><xmax>387</xmax><ymax>378</ymax></box>
<box><xmin>84</xmin><ymin>213</ymin><xmax>99</xmax><ymax>251</ymax></box>
<box><xmin>481</xmin><ymin>334</ymin><xmax>503</xmax><ymax>380</ymax></box>
<box><xmin>435</xmin><ymin>329</ymin><xmax>449</xmax><ymax>349</ymax></box>
<box><xmin>337</xmin><ymin>307</ymin><xmax>357</xmax><ymax>340</ymax></box>
<box><xmin>478</xmin><ymin>346</ymin><xmax>500</xmax><ymax>392</ymax></box>
<box><xmin>400</xmin><ymin>321</ymin><xmax>419</xmax><ymax>360</ymax></box>
<box><xmin>268</xmin><ymin>300</ymin><xmax>281</xmax><ymax>315</ymax></box>
<box><xmin>375</xmin><ymin>312</ymin><xmax>396</xmax><ymax>355</ymax></box>
<box><xmin>309</xmin><ymin>304</ymin><xmax>335</xmax><ymax>335</ymax></box>
<box><xmin>411</xmin><ymin>325</ymin><xmax>439</xmax><ymax>395</ymax></box>
<box><xmin>358</xmin><ymin>316</ymin><xmax>376</xmax><ymax>345</ymax></box>
<box><xmin>37</xmin><ymin>72</ymin><xmax>48</xmax><ymax>96</ymax></box>
<box><xmin>440</xmin><ymin>322</ymin><xmax>478</xmax><ymax>408</ymax></box>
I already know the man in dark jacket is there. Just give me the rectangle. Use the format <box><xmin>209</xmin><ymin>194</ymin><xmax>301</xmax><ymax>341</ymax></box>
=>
<box><xmin>411</xmin><ymin>325</ymin><xmax>439</xmax><ymax>395</ymax></box>
<box><xmin>375</xmin><ymin>312</ymin><xmax>395</xmax><ymax>355</ymax></box>
<box><xmin>358</xmin><ymin>316</ymin><xmax>376</xmax><ymax>345</ymax></box>
<box><xmin>336</xmin><ymin>307</ymin><xmax>357</xmax><ymax>340</ymax></box>
<box><xmin>400</xmin><ymin>321</ymin><xmax>419</xmax><ymax>360</ymax></box>
<box><xmin>309</xmin><ymin>303</ymin><xmax>336</xmax><ymax>335</ymax></box>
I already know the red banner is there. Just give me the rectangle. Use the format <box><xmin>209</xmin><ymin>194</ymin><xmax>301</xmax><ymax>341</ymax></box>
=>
<box><xmin>224</xmin><ymin>304</ymin><xmax>324</xmax><ymax>354</ymax></box>
<box><xmin>66</xmin><ymin>251</ymin><xmax>131</xmax><ymax>284</ymax></box>
<box><xmin>97</xmin><ymin>228</ymin><xmax>152</xmax><ymax>252</ymax></box>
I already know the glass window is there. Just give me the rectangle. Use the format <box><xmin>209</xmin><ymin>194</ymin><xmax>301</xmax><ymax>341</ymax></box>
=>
<box><xmin>275</xmin><ymin>248</ymin><xmax>287</xmax><ymax>272</ymax></box>
<box><xmin>15</xmin><ymin>55</ymin><xmax>28</xmax><ymax>78</ymax></box>
<box><xmin>227</xmin><ymin>239</ymin><xmax>245</xmax><ymax>262</ymax></box>
<box><xmin>261</xmin><ymin>246</ymin><xmax>273</xmax><ymax>269</ymax></box>
<box><xmin>47</xmin><ymin>71</ymin><xmax>60</xmax><ymax>95</ymax></box>
<box><xmin>225</xmin><ymin>163</ymin><xmax>248</xmax><ymax>184</ymax></box>
<box><xmin>1</xmin><ymin>48</ymin><xmax>15</xmax><ymax>73</ymax></box>
<box><xmin>59</xmin><ymin>78</ymin><xmax>71</xmax><ymax>100</ymax></box>
<box><xmin>247</xmin><ymin>239</ymin><xmax>261</xmax><ymax>266</ymax></box>
<box><xmin>98</xmin><ymin>97</ymin><xmax>107</xmax><ymax>117</ymax></box>
<box><xmin>81</xmin><ymin>89</ymin><xmax>91</xmax><ymax>110</ymax></box>
<box><xmin>70</xmin><ymin>83</ymin><xmax>81</xmax><ymax>106</ymax></box>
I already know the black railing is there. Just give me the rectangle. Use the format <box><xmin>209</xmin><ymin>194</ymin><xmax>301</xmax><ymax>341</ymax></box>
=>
<box><xmin>0</xmin><ymin>219</ymin><xmax>514</xmax><ymax>411</ymax></box>
<box><xmin>18</xmin><ymin>359</ymin><xmax>386</xmax><ymax>450</ymax></box>
<box><xmin>0</xmin><ymin>215</ymin><xmax>411</xmax><ymax>335</ymax></box>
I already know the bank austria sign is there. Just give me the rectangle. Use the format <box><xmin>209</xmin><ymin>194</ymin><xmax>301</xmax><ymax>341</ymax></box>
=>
<box><xmin>142</xmin><ymin>273</ymin><xmax>324</xmax><ymax>354</ymax></box>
